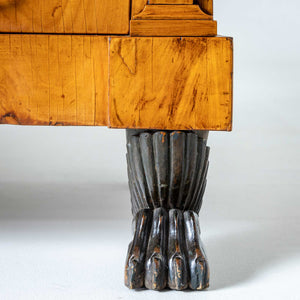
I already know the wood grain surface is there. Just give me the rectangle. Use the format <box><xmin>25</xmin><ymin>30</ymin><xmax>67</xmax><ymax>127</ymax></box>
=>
<box><xmin>109</xmin><ymin>37</ymin><xmax>233</xmax><ymax>131</ymax></box>
<box><xmin>131</xmin><ymin>1</ymin><xmax>215</xmax><ymax>37</ymax></box>
<box><xmin>132</xmin><ymin>5</ymin><xmax>212</xmax><ymax>20</ymax></box>
<box><xmin>149</xmin><ymin>0</ymin><xmax>193</xmax><ymax>4</ymax></box>
<box><xmin>131</xmin><ymin>0</ymin><xmax>148</xmax><ymax>18</ymax></box>
<box><xmin>0</xmin><ymin>35</ymin><xmax>232</xmax><ymax>130</ymax></box>
<box><xmin>197</xmin><ymin>0</ymin><xmax>213</xmax><ymax>15</ymax></box>
<box><xmin>0</xmin><ymin>34</ymin><xmax>108</xmax><ymax>126</ymax></box>
<box><xmin>131</xmin><ymin>0</ymin><xmax>213</xmax><ymax>18</ymax></box>
<box><xmin>130</xmin><ymin>20</ymin><xmax>217</xmax><ymax>37</ymax></box>
<box><xmin>0</xmin><ymin>0</ymin><xmax>130</xmax><ymax>34</ymax></box>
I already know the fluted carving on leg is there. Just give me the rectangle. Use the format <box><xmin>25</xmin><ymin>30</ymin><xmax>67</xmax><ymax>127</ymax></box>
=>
<box><xmin>126</xmin><ymin>130</ymin><xmax>209</xmax><ymax>214</ymax></box>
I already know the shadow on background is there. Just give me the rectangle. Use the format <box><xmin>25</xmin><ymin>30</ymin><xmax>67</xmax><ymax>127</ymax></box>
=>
<box><xmin>207</xmin><ymin>223</ymin><xmax>299</xmax><ymax>290</ymax></box>
<box><xmin>0</xmin><ymin>182</ymin><xmax>131</xmax><ymax>220</ymax></box>
<box><xmin>0</xmin><ymin>182</ymin><xmax>299</xmax><ymax>291</ymax></box>
<box><xmin>204</xmin><ymin>183</ymin><xmax>300</xmax><ymax>290</ymax></box>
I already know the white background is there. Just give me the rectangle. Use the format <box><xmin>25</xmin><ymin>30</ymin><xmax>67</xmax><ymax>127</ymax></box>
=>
<box><xmin>0</xmin><ymin>0</ymin><xmax>299</xmax><ymax>299</ymax></box>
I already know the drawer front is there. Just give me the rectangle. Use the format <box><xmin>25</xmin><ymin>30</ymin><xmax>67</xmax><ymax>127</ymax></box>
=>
<box><xmin>0</xmin><ymin>34</ymin><xmax>109</xmax><ymax>126</ymax></box>
<box><xmin>0</xmin><ymin>0</ymin><xmax>130</xmax><ymax>34</ymax></box>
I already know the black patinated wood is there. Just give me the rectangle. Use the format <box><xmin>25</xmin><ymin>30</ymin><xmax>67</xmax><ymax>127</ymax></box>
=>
<box><xmin>168</xmin><ymin>209</ymin><xmax>188</xmax><ymax>290</ymax></box>
<box><xmin>145</xmin><ymin>207</ymin><xmax>168</xmax><ymax>290</ymax></box>
<box><xmin>125</xmin><ymin>130</ymin><xmax>210</xmax><ymax>291</ymax></box>
<box><xmin>153</xmin><ymin>131</ymin><xmax>169</xmax><ymax>208</ymax></box>
<box><xmin>124</xmin><ymin>209</ymin><xmax>152</xmax><ymax>289</ymax></box>
<box><xmin>184</xmin><ymin>210</ymin><xmax>210</xmax><ymax>290</ymax></box>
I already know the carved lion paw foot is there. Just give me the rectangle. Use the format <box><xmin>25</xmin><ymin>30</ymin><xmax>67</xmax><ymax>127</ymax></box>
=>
<box><xmin>124</xmin><ymin>208</ymin><xmax>209</xmax><ymax>291</ymax></box>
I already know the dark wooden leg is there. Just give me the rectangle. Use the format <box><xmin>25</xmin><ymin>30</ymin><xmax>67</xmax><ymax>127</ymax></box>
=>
<box><xmin>125</xmin><ymin>130</ymin><xmax>210</xmax><ymax>291</ymax></box>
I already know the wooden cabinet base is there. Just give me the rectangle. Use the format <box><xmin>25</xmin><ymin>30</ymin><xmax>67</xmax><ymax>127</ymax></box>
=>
<box><xmin>125</xmin><ymin>129</ymin><xmax>209</xmax><ymax>290</ymax></box>
<box><xmin>0</xmin><ymin>35</ymin><xmax>233</xmax><ymax>131</ymax></box>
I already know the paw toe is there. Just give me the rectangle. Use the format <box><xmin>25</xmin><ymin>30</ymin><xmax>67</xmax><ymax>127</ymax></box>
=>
<box><xmin>189</xmin><ymin>258</ymin><xmax>209</xmax><ymax>290</ymax></box>
<box><xmin>168</xmin><ymin>254</ymin><xmax>188</xmax><ymax>290</ymax></box>
<box><xmin>145</xmin><ymin>254</ymin><xmax>167</xmax><ymax>290</ymax></box>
